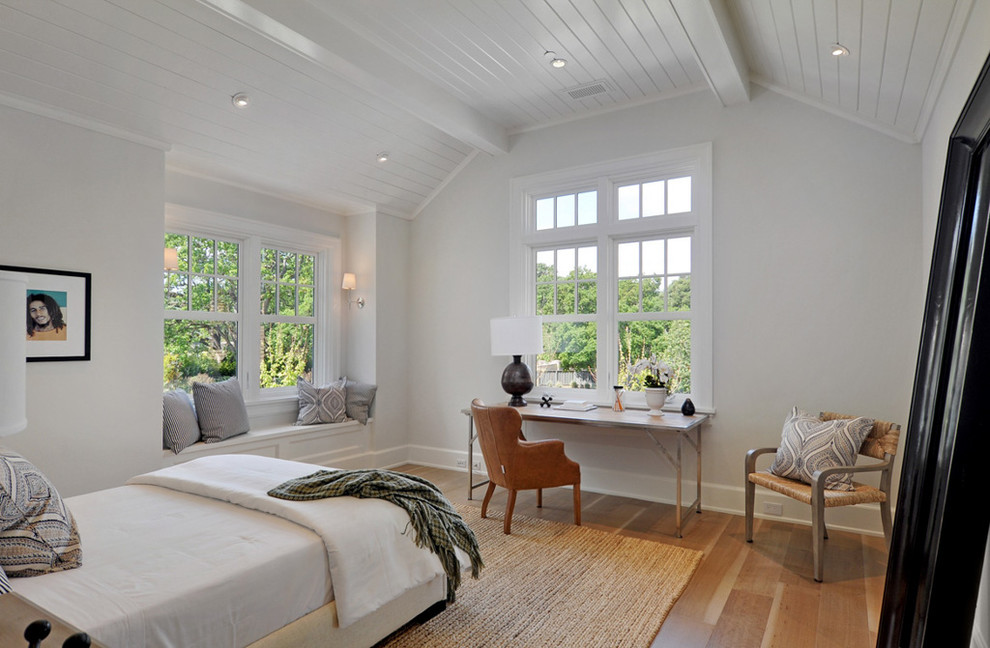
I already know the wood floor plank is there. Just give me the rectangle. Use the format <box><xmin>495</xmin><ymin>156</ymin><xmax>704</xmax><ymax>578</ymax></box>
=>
<box><xmin>706</xmin><ymin>589</ymin><xmax>774</xmax><ymax>648</ymax></box>
<box><xmin>763</xmin><ymin>583</ymin><xmax>821</xmax><ymax>647</ymax></box>
<box><xmin>393</xmin><ymin>464</ymin><xmax>887</xmax><ymax>648</ymax></box>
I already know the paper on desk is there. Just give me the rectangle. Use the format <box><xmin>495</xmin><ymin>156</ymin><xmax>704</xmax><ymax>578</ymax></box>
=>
<box><xmin>555</xmin><ymin>400</ymin><xmax>597</xmax><ymax>411</ymax></box>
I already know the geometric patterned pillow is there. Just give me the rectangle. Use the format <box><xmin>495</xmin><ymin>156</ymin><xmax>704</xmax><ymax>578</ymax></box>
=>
<box><xmin>0</xmin><ymin>564</ymin><xmax>10</xmax><ymax>594</ymax></box>
<box><xmin>296</xmin><ymin>377</ymin><xmax>347</xmax><ymax>425</ymax></box>
<box><xmin>0</xmin><ymin>449</ymin><xmax>82</xmax><ymax>576</ymax></box>
<box><xmin>769</xmin><ymin>407</ymin><xmax>875</xmax><ymax>491</ymax></box>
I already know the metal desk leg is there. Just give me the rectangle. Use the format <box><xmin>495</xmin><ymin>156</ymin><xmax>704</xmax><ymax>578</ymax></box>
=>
<box><xmin>467</xmin><ymin>414</ymin><xmax>475</xmax><ymax>500</ymax></box>
<box><xmin>696</xmin><ymin>428</ymin><xmax>702</xmax><ymax>513</ymax></box>
<box><xmin>676</xmin><ymin>433</ymin><xmax>683</xmax><ymax>537</ymax></box>
<box><xmin>648</xmin><ymin>429</ymin><xmax>701</xmax><ymax>539</ymax></box>
<box><xmin>466</xmin><ymin>412</ymin><xmax>488</xmax><ymax>500</ymax></box>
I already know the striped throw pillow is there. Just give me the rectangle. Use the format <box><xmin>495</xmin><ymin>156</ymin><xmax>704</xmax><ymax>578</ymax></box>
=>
<box><xmin>0</xmin><ymin>449</ymin><xmax>82</xmax><ymax>577</ymax></box>
<box><xmin>769</xmin><ymin>407</ymin><xmax>875</xmax><ymax>491</ymax></box>
<box><xmin>163</xmin><ymin>389</ymin><xmax>200</xmax><ymax>454</ymax></box>
<box><xmin>0</xmin><ymin>564</ymin><xmax>10</xmax><ymax>594</ymax></box>
<box><xmin>296</xmin><ymin>378</ymin><xmax>347</xmax><ymax>425</ymax></box>
<box><xmin>193</xmin><ymin>378</ymin><xmax>250</xmax><ymax>443</ymax></box>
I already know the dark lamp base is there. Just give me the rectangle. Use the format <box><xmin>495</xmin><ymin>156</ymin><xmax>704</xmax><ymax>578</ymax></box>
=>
<box><xmin>501</xmin><ymin>355</ymin><xmax>534</xmax><ymax>407</ymax></box>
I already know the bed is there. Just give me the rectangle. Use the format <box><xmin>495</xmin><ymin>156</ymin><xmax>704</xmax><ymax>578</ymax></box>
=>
<box><xmin>7</xmin><ymin>454</ymin><xmax>464</xmax><ymax>648</ymax></box>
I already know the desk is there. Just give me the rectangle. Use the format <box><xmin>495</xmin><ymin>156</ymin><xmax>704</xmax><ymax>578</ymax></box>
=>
<box><xmin>463</xmin><ymin>403</ymin><xmax>708</xmax><ymax>537</ymax></box>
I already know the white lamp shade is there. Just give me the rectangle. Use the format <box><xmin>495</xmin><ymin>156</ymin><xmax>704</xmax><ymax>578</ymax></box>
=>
<box><xmin>164</xmin><ymin>247</ymin><xmax>179</xmax><ymax>271</ymax></box>
<box><xmin>0</xmin><ymin>271</ymin><xmax>27</xmax><ymax>437</ymax></box>
<box><xmin>490</xmin><ymin>316</ymin><xmax>543</xmax><ymax>356</ymax></box>
<box><xmin>341</xmin><ymin>272</ymin><xmax>357</xmax><ymax>290</ymax></box>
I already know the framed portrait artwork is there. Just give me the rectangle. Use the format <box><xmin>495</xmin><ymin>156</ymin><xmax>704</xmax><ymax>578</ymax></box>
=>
<box><xmin>0</xmin><ymin>265</ymin><xmax>91</xmax><ymax>362</ymax></box>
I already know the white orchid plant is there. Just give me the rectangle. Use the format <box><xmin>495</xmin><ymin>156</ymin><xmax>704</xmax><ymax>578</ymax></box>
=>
<box><xmin>629</xmin><ymin>355</ymin><xmax>673</xmax><ymax>390</ymax></box>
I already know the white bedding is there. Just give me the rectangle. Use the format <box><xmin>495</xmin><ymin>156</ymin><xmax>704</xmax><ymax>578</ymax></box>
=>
<box><xmin>11</xmin><ymin>455</ymin><xmax>458</xmax><ymax>647</ymax></box>
<box><xmin>12</xmin><ymin>482</ymin><xmax>330</xmax><ymax>647</ymax></box>
<box><xmin>127</xmin><ymin>455</ymin><xmax>458</xmax><ymax>628</ymax></box>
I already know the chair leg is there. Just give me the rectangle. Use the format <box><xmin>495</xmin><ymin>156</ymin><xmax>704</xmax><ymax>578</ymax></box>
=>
<box><xmin>745</xmin><ymin>477</ymin><xmax>755</xmax><ymax>542</ymax></box>
<box><xmin>812</xmin><ymin>494</ymin><xmax>825</xmax><ymax>583</ymax></box>
<box><xmin>880</xmin><ymin>499</ymin><xmax>893</xmax><ymax>548</ymax></box>
<box><xmin>537</xmin><ymin>488</ymin><xmax>543</xmax><ymax>508</ymax></box>
<box><xmin>573</xmin><ymin>483</ymin><xmax>581</xmax><ymax>526</ymax></box>
<box><xmin>481</xmin><ymin>482</ymin><xmax>496</xmax><ymax>519</ymax></box>
<box><xmin>504</xmin><ymin>489</ymin><xmax>517</xmax><ymax>534</ymax></box>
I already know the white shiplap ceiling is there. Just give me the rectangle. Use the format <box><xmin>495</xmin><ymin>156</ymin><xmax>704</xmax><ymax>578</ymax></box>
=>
<box><xmin>0</xmin><ymin>0</ymin><xmax>976</xmax><ymax>219</ymax></box>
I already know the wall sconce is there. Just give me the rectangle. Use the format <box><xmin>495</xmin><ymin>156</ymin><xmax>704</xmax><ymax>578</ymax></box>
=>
<box><xmin>164</xmin><ymin>247</ymin><xmax>179</xmax><ymax>271</ymax></box>
<box><xmin>342</xmin><ymin>272</ymin><xmax>365</xmax><ymax>309</ymax></box>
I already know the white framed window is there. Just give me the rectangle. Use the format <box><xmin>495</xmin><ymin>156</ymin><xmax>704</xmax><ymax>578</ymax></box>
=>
<box><xmin>510</xmin><ymin>144</ymin><xmax>713</xmax><ymax>410</ymax></box>
<box><xmin>164</xmin><ymin>205</ymin><xmax>341</xmax><ymax>403</ymax></box>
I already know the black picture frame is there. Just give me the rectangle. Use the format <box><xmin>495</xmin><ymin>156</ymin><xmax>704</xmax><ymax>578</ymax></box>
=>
<box><xmin>877</xmin><ymin>52</ymin><xmax>990</xmax><ymax>647</ymax></box>
<box><xmin>0</xmin><ymin>264</ymin><xmax>91</xmax><ymax>362</ymax></box>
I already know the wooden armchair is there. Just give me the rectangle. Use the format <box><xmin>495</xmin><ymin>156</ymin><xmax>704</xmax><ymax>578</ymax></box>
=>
<box><xmin>470</xmin><ymin>399</ymin><xmax>581</xmax><ymax>534</ymax></box>
<box><xmin>744</xmin><ymin>411</ymin><xmax>901</xmax><ymax>582</ymax></box>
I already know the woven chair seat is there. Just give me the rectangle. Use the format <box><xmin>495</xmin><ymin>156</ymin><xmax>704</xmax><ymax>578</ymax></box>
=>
<box><xmin>748</xmin><ymin>471</ymin><xmax>887</xmax><ymax>507</ymax></box>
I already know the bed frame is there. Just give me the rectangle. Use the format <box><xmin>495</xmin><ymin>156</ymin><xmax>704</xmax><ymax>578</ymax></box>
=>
<box><xmin>250</xmin><ymin>575</ymin><xmax>445</xmax><ymax>648</ymax></box>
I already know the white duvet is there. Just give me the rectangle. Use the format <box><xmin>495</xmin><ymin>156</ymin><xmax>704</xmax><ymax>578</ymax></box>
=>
<box><xmin>127</xmin><ymin>455</ymin><xmax>458</xmax><ymax>628</ymax></box>
<box><xmin>12</xmin><ymin>455</ymin><xmax>458</xmax><ymax>647</ymax></box>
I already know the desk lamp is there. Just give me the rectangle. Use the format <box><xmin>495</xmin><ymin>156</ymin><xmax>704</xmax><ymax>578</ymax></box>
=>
<box><xmin>490</xmin><ymin>316</ymin><xmax>543</xmax><ymax>407</ymax></box>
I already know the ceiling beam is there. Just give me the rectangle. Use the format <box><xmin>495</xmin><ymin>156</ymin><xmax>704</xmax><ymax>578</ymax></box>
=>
<box><xmin>670</xmin><ymin>0</ymin><xmax>750</xmax><ymax>107</ymax></box>
<box><xmin>197</xmin><ymin>0</ymin><xmax>510</xmax><ymax>155</ymax></box>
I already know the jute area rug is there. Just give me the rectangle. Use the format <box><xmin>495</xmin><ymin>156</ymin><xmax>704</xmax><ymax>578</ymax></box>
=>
<box><xmin>377</xmin><ymin>504</ymin><xmax>704</xmax><ymax>648</ymax></box>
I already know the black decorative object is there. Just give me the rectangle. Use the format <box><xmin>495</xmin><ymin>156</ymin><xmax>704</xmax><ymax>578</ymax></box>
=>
<box><xmin>540</xmin><ymin>394</ymin><xmax>553</xmax><ymax>408</ymax></box>
<box><xmin>680</xmin><ymin>398</ymin><xmax>695</xmax><ymax>416</ymax></box>
<box><xmin>64</xmin><ymin>633</ymin><xmax>92</xmax><ymax>647</ymax></box>
<box><xmin>500</xmin><ymin>355</ymin><xmax>534</xmax><ymax>407</ymax></box>
<box><xmin>877</xmin><ymin>52</ymin><xmax>990</xmax><ymax>648</ymax></box>
<box><xmin>25</xmin><ymin>620</ymin><xmax>51</xmax><ymax>648</ymax></box>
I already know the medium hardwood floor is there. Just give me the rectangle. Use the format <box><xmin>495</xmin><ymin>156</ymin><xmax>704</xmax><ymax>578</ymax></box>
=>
<box><xmin>395</xmin><ymin>464</ymin><xmax>888</xmax><ymax>648</ymax></box>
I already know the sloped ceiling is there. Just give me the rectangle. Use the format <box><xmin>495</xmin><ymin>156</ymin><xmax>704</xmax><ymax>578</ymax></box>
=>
<box><xmin>0</xmin><ymin>0</ymin><xmax>974</xmax><ymax>218</ymax></box>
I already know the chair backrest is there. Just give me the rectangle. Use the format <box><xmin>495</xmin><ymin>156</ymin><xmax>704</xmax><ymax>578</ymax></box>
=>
<box><xmin>820</xmin><ymin>411</ymin><xmax>901</xmax><ymax>460</ymax></box>
<box><xmin>471</xmin><ymin>399</ymin><xmax>525</xmax><ymax>487</ymax></box>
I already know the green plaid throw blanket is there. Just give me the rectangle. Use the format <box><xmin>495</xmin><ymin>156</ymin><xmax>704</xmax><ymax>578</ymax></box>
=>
<box><xmin>267</xmin><ymin>469</ymin><xmax>483</xmax><ymax>601</ymax></box>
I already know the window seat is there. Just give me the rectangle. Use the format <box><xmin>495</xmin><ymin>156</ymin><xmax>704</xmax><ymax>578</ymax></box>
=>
<box><xmin>163</xmin><ymin>418</ymin><xmax>372</xmax><ymax>466</ymax></box>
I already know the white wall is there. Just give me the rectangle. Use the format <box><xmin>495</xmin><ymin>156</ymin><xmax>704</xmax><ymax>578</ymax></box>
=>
<box><xmin>408</xmin><ymin>86</ymin><xmax>923</xmax><ymax>533</ymax></box>
<box><xmin>371</xmin><ymin>214</ymin><xmax>410</xmax><ymax>465</ymax></box>
<box><xmin>165</xmin><ymin>170</ymin><xmax>347</xmax><ymax>237</ymax></box>
<box><xmin>0</xmin><ymin>106</ymin><xmax>165</xmax><ymax>496</ymax></box>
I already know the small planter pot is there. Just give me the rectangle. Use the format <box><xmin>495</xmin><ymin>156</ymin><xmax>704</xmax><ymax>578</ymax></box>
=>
<box><xmin>644</xmin><ymin>387</ymin><xmax>668</xmax><ymax>416</ymax></box>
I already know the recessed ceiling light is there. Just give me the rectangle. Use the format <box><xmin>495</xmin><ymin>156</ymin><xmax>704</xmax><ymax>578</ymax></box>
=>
<box><xmin>830</xmin><ymin>43</ymin><xmax>849</xmax><ymax>57</ymax></box>
<box><xmin>231</xmin><ymin>93</ymin><xmax>250</xmax><ymax>108</ymax></box>
<box><xmin>377</xmin><ymin>152</ymin><xmax>389</xmax><ymax>163</ymax></box>
<box><xmin>544</xmin><ymin>50</ymin><xmax>567</xmax><ymax>69</ymax></box>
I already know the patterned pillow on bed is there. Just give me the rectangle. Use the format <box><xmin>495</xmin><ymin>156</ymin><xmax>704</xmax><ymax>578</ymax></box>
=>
<box><xmin>0</xmin><ymin>449</ymin><xmax>82</xmax><ymax>577</ymax></box>
<box><xmin>0</xmin><ymin>564</ymin><xmax>10</xmax><ymax>594</ymax></box>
